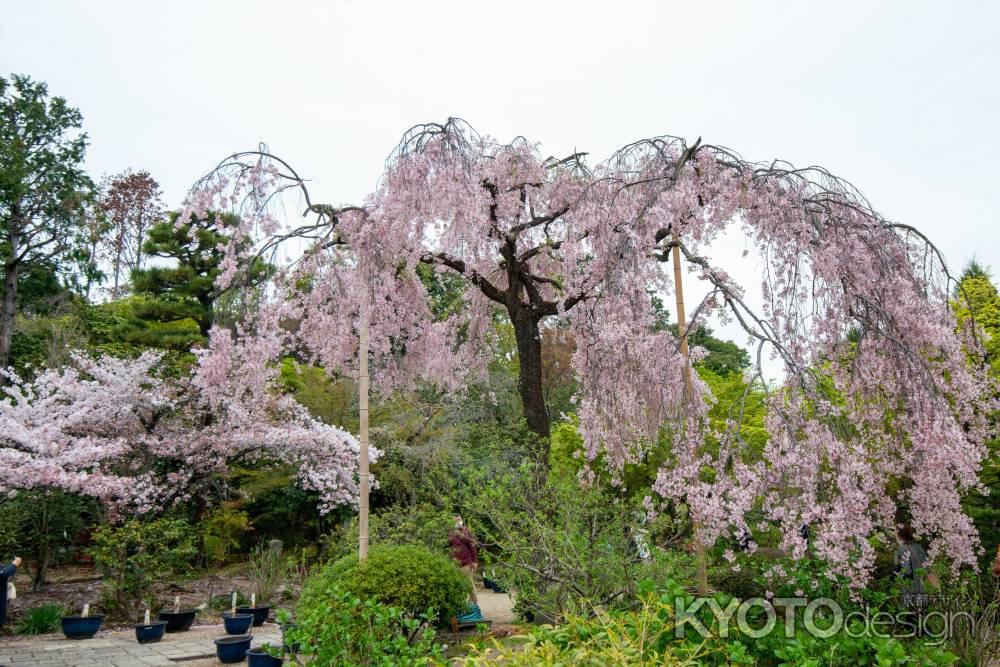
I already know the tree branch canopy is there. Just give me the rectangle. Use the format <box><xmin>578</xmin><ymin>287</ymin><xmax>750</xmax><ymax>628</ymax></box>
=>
<box><xmin>1</xmin><ymin>74</ymin><xmax>93</xmax><ymax>370</ymax></box>
<box><xmin>183</xmin><ymin>117</ymin><xmax>995</xmax><ymax>590</ymax></box>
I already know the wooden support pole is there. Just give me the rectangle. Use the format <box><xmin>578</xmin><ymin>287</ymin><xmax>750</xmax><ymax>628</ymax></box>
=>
<box><xmin>672</xmin><ymin>239</ymin><xmax>694</xmax><ymax>404</ymax></box>
<box><xmin>358</xmin><ymin>307</ymin><xmax>370</xmax><ymax>561</ymax></box>
<box><xmin>672</xmin><ymin>236</ymin><xmax>709</xmax><ymax>595</ymax></box>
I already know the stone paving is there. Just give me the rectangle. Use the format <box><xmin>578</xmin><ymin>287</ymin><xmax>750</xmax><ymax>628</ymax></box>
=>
<box><xmin>0</xmin><ymin>623</ymin><xmax>281</xmax><ymax>666</ymax></box>
<box><xmin>0</xmin><ymin>589</ymin><xmax>515</xmax><ymax>666</ymax></box>
<box><xmin>475</xmin><ymin>589</ymin><xmax>515</xmax><ymax>625</ymax></box>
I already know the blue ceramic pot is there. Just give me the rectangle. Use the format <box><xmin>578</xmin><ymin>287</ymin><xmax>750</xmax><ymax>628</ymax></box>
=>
<box><xmin>159</xmin><ymin>609</ymin><xmax>198</xmax><ymax>632</ymax></box>
<box><xmin>134</xmin><ymin>621</ymin><xmax>167</xmax><ymax>643</ymax></box>
<box><xmin>246</xmin><ymin>646</ymin><xmax>283</xmax><ymax>666</ymax></box>
<box><xmin>214</xmin><ymin>634</ymin><xmax>253</xmax><ymax>663</ymax></box>
<box><xmin>61</xmin><ymin>615</ymin><xmax>103</xmax><ymax>640</ymax></box>
<box><xmin>222</xmin><ymin>612</ymin><xmax>254</xmax><ymax>635</ymax></box>
<box><xmin>236</xmin><ymin>605</ymin><xmax>270</xmax><ymax>627</ymax></box>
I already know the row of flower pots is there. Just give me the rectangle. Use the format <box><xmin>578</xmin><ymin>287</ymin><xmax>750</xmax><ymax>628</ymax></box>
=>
<box><xmin>216</xmin><ymin>608</ymin><xmax>296</xmax><ymax>664</ymax></box>
<box><xmin>214</xmin><ymin>606</ymin><xmax>299</xmax><ymax>664</ymax></box>
<box><xmin>57</xmin><ymin>604</ymin><xmax>273</xmax><ymax>642</ymax></box>
<box><xmin>60</xmin><ymin>608</ymin><xmax>289</xmax><ymax>665</ymax></box>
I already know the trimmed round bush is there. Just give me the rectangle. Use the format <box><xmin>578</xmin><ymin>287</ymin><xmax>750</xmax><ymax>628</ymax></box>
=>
<box><xmin>301</xmin><ymin>544</ymin><xmax>471</xmax><ymax>622</ymax></box>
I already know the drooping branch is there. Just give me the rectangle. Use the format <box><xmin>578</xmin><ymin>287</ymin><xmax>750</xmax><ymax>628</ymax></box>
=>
<box><xmin>419</xmin><ymin>251</ymin><xmax>506</xmax><ymax>304</ymax></box>
<box><xmin>182</xmin><ymin>119</ymin><xmax>994</xmax><ymax>590</ymax></box>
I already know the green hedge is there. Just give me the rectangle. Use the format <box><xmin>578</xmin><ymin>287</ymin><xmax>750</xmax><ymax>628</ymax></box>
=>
<box><xmin>301</xmin><ymin>544</ymin><xmax>471</xmax><ymax>623</ymax></box>
<box><xmin>287</xmin><ymin>584</ymin><xmax>443</xmax><ymax>666</ymax></box>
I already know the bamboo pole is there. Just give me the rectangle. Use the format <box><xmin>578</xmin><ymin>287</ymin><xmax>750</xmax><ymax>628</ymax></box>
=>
<box><xmin>671</xmin><ymin>236</ymin><xmax>709</xmax><ymax>595</ymax></box>
<box><xmin>671</xmin><ymin>240</ymin><xmax>694</xmax><ymax>403</ymax></box>
<box><xmin>358</xmin><ymin>307</ymin><xmax>370</xmax><ymax>561</ymax></box>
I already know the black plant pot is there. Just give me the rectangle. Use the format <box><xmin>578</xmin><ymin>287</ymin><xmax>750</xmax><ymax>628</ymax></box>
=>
<box><xmin>483</xmin><ymin>575</ymin><xmax>507</xmax><ymax>593</ymax></box>
<box><xmin>215</xmin><ymin>634</ymin><xmax>253</xmax><ymax>664</ymax></box>
<box><xmin>246</xmin><ymin>646</ymin><xmax>283</xmax><ymax>667</ymax></box>
<box><xmin>236</xmin><ymin>605</ymin><xmax>271</xmax><ymax>627</ymax></box>
<box><xmin>61</xmin><ymin>615</ymin><xmax>103</xmax><ymax>640</ymax></box>
<box><xmin>134</xmin><ymin>621</ymin><xmax>167</xmax><ymax>643</ymax></box>
<box><xmin>159</xmin><ymin>608</ymin><xmax>198</xmax><ymax>632</ymax></box>
<box><xmin>222</xmin><ymin>612</ymin><xmax>254</xmax><ymax>635</ymax></box>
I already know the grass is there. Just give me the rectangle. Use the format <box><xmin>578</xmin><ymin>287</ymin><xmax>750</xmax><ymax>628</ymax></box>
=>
<box><xmin>14</xmin><ymin>602</ymin><xmax>64</xmax><ymax>635</ymax></box>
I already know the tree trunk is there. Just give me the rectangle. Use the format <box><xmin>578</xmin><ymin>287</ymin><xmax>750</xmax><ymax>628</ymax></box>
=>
<box><xmin>111</xmin><ymin>224</ymin><xmax>126</xmax><ymax>300</ymax></box>
<box><xmin>31</xmin><ymin>496</ymin><xmax>50</xmax><ymax>592</ymax></box>
<box><xmin>112</xmin><ymin>264</ymin><xmax>120</xmax><ymax>300</ymax></box>
<box><xmin>509</xmin><ymin>305</ymin><xmax>551</xmax><ymax>463</ymax></box>
<box><xmin>197</xmin><ymin>298</ymin><xmax>214</xmax><ymax>338</ymax></box>
<box><xmin>0</xmin><ymin>262</ymin><xmax>19</xmax><ymax>372</ymax></box>
<box><xmin>84</xmin><ymin>237</ymin><xmax>99</xmax><ymax>301</ymax></box>
<box><xmin>31</xmin><ymin>552</ymin><xmax>49</xmax><ymax>593</ymax></box>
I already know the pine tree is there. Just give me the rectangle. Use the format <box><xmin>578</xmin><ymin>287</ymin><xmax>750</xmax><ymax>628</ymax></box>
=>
<box><xmin>953</xmin><ymin>261</ymin><xmax>1000</xmax><ymax>573</ymax></box>
<box><xmin>122</xmin><ymin>210</ymin><xmax>263</xmax><ymax>350</ymax></box>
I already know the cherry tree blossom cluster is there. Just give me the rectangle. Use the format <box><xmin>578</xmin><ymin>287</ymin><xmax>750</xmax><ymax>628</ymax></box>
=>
<box><xmin>0</xmin><ymin>348</ymin><xmax>364</xmax><ymax>515</ymax></box>
<box><xmin>184</xmin><ymin>120</ymin><xmax>994</xmax><ymax>588</ymax></box>
<box><xmin>191</xmin><ymin>308</ymin><xmax>369</xmax><ymax>512</ymax></box>
<box><xmin>0</xmin><ymin>351</ymin><xmax>168</xmax><ymax>509</ymax></box>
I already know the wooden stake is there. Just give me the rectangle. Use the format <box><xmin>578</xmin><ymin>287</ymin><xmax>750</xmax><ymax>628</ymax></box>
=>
<box><xmin>672</xmin><ymin>236</ymin><xmax>709</xmax><ymax>595</ymax></box>
<box><xmin>358</xmin><ymin>307</ymin><xmax>371</xmax><ymax>561</ymax></box>
<box><xmin>672</xmin><ymin>239</ymin><xmax>694</xmax><ymax>404</ymax></box>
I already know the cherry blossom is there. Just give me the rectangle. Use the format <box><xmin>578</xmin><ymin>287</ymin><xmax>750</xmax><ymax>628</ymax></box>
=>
<box><xmin>184</xmin><ymin>120</ymin><xmax>994</xmax><ymax>588</ymax></box>
<box><xmin>0</xmin><ymin>349</ymin><xmax>365</xmax><ymax>515</ymax></box>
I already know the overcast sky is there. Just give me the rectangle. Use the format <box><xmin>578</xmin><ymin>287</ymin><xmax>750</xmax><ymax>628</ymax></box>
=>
<box><xmin>3</xmin><ymin>0</ymin><xmax>998</xmax><ymax>377</ymax></box>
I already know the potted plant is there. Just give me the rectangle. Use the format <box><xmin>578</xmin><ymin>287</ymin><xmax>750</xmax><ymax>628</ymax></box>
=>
<box><xmin>246</xmin><ymin>643</ymin><xmax>283</xmax><ymax>667</ymax></box>
<box><xmin>239</xmin><ymin>543</ymin><xmax>286</xmax><ymax>626</ymax></box>
<box><xmin>214</xmin><ymin>634</ymin><xmax>253</xmax><ymax>663</ymax></box>
<box><xmin>222</xmin><ymin>611</ymin><xmax>254</xmax><ymax>635</ymax></box>
<box><xmin>158</xmin><ymin>596</ymin><xmax>199</xmax><ymax>632</ymax></box>
<box><xmin>235</xmin><ymin>596</ymin><xmax>270</xmax><ymax>627</ymax></box>
<box><xmin>60</xmin><ymin>604</ymin><xmax>102</xmax><ymax>640</ymax></box>
<box><xmin>134</xmin><ymin>609</ymin><xmax>167</xmax><ymax>643</ymax></box>
<box><xmin>89</xmin><ymin>518</ymin><xmax>197</xmax><ymax>628</ymax></box>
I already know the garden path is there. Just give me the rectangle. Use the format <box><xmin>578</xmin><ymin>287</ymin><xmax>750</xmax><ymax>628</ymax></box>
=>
<box><xmin>476</xmin><ymin>589</ymin><xmax>515</xmax><ymax>625</ymax></box>
<box><xmin>0</xmin><ymin>623</ymin><xmax>280</xmax><ymax>666</ymax></box>
<box><xmin>0</xmin><ymin>590</ymin><xmax>515</xmax><ymax>666</ymax></box>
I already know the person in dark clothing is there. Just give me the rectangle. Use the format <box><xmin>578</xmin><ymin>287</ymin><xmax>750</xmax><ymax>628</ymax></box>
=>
<box><xmin>448</xmin><ymin>514</ymin><xmax>478</xmax><ymax>603</ymax></box>
<box><xmin>0</xmin><ymin>556</ymin><xmax>22</xmax><ymax>628</ymax></box>
<box><xmin>894</xmin><ymin>525</ymin><xmax>932</xmax><ymax>600</ymax></box>
<box><xmin>893</xmin><ymin>526</ymin><xmax>940</xmax><ymax>636</ymax></box>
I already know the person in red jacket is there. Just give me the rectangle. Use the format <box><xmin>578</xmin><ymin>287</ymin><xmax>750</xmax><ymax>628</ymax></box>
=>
<box><xmin>992</xmin><ymin>545</ymin><xmax>1000</xmax><ymax>578</ymax></box>
<box><xmin>449</xmin><ymin>514</ymin><xmax>478</xmax><ymax>603</ymax></box>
